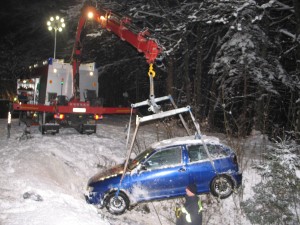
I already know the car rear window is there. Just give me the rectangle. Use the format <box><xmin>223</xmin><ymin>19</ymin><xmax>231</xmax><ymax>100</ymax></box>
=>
<box><xmin>187</xmin><ymin>144</ymin><xmax>228</xmax><ymax>162</ymax></box>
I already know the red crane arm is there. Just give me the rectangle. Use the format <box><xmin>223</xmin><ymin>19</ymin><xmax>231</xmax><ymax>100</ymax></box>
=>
<box><xmin>71</xmin><ymin>5</ymin><xmax>162</xmax><ymax>100</ymax></box>
<box><xmin>71</xmin><ymin>11</ymin><xmax>88</xmax><ymax>100</ymax></box>
<box><xmin>81</xmin><ymin>6</ymin><xmax>162</xmax><ymax>64</ymax></box>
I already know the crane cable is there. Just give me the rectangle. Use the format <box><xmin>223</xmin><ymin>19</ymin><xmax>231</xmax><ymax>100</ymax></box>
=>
<box><xmin>151</xmin><ymin>202</ymin><xmax>163</xmax><ymax>225</ymax></box>
<box><xmin>116</xmin><ymin>63</ymin><xmax>156</xmax><ymax>196</ymax></box>
<box><xmin>125</xmin><ymin>107</ymin><xmax>134</xmax><ymax>149</ymax></box>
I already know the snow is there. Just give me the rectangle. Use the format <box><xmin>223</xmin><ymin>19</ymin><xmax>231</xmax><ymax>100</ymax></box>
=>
<box><xmin>150</xmin><ymin>135</ymin><xmax>221</xmax><ymax>149</ymax></box>
<box><xmin>0</xmin><ymin>116</ymin><xmax>263</xmax><ymax>225</ymax></box>
<box><xmin>261</xmin><ymin>0</ymin><xmax>275</xmax><ymax>9</ymax></box>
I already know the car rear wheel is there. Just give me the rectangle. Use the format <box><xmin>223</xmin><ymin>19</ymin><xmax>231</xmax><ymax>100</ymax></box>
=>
<box><xmin>210</xmin><ymin>175</ymin><xmax>234</xmax><ymax>199</ymax></box>
<box><xmin>105</xmin><ymin>192</ymin><xmax>129</xmax><ymax>215</ymax></box>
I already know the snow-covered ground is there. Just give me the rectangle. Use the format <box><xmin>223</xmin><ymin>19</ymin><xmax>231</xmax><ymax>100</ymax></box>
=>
<box><xmin>0</xmin><ymin>115</ymin><xmax>262</xmax><ymax>225</ymax></box>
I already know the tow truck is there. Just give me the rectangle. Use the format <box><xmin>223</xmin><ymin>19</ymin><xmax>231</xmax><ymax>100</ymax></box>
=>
<box><xmin>13</xmin><ymin>3</ymin><xmax>162</xmax><ymax>134</ymax></box>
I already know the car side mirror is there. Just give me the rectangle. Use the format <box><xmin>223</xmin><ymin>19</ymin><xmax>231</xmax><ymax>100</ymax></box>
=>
<box><xmin>137</xmin><ymin>163</ymin><xmax>147</xmax><ymax>173</ymax></box>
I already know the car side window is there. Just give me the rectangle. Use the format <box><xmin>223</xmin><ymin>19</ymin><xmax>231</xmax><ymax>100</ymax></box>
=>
<box><xmin>188</xmin><ymin>144</ymin><xmax>209</xmax><ymax>162</ymax></box>
<box><xmin>144</xmin><ymin>146</ymin><xmax>182</xmax><ymax>170</ymax></box>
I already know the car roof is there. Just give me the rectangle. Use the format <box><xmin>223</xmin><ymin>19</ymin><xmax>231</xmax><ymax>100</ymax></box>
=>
<box><xmin>150</xmin><ymin>135</ymin><xmax>221</xmax><ymax>149</ymax></box>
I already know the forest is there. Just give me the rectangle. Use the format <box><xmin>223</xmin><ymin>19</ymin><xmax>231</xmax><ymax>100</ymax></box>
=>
<box><xmin>0</xmin><ymin>0</ymin><xmax>299</xmax><ymax>139</ymax></box>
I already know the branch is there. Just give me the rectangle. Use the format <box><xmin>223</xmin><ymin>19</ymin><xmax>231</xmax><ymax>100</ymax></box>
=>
<box><xmin>98</xmin><ymin>56</ymin><xmax>141</xmax><ymax>75</ymax></box>
<box><xmin>279</xmin><ymin>29</ymin><xmax>297</xmax><ymax>42</ymax></box>
<box><xmin>134</xmin><ymin>10</ymin><xmax>173</xmax><ymax>28</ymax></box>
<box><xmin>274</xmin><ymin>0</ymin><xmax>295</xmax><ymax>12</ymax></box>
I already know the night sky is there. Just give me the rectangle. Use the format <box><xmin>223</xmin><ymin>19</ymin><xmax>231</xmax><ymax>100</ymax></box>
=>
<box><xmin>0</xmin><ymin>0</ymin><xmax>75</xmax><ymax>65</ymax></box>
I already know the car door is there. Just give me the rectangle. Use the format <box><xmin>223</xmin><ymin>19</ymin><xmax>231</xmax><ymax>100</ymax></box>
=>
<box><xmin>130</xmin><ymin>146</ymin><xmax>189</xmax><ymax>201</ymax></box>
<box><xmin>186</xmin><ymin>144</ymin><xmax>217</xmax><ymax>193</ymax></box>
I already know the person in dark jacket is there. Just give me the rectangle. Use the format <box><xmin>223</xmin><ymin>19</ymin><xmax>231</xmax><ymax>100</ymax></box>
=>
<box><xmin>175</xmin><ymin>184</ymin><xmax>203</xmax><ymax>225</ymax></box>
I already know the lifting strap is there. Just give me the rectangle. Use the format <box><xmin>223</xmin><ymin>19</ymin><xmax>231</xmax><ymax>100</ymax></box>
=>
<box><xmin>116</xmin><ymin>116</ymin><xmax>140</xmax><ymax>197</ymax></box>
<box><xmin>117</xmin><ymin>106</ymin><xmax>134</xmax><ymax>193</ymax></box>
<box><xmin>125</xmin><ymin>107</ymin><xmax>134</xmax><ymax>149</ymax></box>
<box><xmin>188</xmin><ymin>109</ymin><xmax>217</xmax><ymax>173</ymax></box>
<box><xmin>169</xmin><ymin>95</ymin><xmax>192</xmax><ymax>136</ymax></box>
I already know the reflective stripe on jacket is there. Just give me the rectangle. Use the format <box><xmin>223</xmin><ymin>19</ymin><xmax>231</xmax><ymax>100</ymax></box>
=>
<box><xmin>181</xmin><ymin>199</ymin><xmax>203</xmax><ymax>223</ymax></box>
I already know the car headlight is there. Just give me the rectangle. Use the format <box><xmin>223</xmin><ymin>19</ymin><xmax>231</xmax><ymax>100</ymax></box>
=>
<box><xmin>87</xmin><ymin>186</ymin><xmax>94</xmax><ymax>192</ymax></box>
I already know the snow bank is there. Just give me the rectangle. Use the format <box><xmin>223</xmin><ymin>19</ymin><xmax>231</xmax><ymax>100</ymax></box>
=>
<box><xmin>0</xmin><ymin>116</ymin><xmax>259</xmax><ymax>225</ymax></box>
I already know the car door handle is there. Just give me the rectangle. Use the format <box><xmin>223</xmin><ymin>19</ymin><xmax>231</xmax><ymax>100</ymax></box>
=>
<box><xmin>178</xmin><ymin>167</ymin><xmax>186</xmax><ymax>172</ymax></box>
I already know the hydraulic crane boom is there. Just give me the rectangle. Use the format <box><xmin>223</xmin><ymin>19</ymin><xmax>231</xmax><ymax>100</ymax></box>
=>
<box><xmin>71</xmin><ymin>5</ymin><xmax>162</xmax><ymax>100</ymax></box>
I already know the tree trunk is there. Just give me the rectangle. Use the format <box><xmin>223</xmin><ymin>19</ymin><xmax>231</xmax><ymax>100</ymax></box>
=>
<box><xmin>183</xmin><ymin>37</ymin><xmax>191</xmax><ymax>104</ymax></box>
<box><xmin>293</xmin><ymin>0</ymin><xmax>300</xmax><ymax>139</ymax></box>
<box><xmin>293</xmin><ymin>0</ymin><xmax>300</xmax><ymax>71</ymax></box>
<box><xmin>240</xmin><ymin>66</ymin><xmax>249</xmax><ymax>136</ymax></box>
<box><xmin>166</xmin><ymin>57</ymin><xmax>174</xmax><ymax>97</ymax></box>
<box><xmin>194</xmin><ymin>24</ymin><xmax>204</xmax><ymax>117</ymax></box>
<box><xmin>208</xmin><ymin>78</ymin><xmax>217</xmax><ymax>130</ymax></box>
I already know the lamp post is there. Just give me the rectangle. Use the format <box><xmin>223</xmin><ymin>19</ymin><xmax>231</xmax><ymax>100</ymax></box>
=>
<box><xmin>47</xmin><ymin>16</ymin><xmax>65</xmax><ymax>59</ymax></box>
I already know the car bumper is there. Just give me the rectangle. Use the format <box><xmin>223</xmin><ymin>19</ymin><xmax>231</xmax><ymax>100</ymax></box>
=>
<box><xmin>85</xmin><ymin>192</ymin><xmax>105</xmax><ymax>208</ymax></box>
<box><xmin>234</xmin><ymin>171</ymin><xmax>243</xmax><ymax>188</ymax></box>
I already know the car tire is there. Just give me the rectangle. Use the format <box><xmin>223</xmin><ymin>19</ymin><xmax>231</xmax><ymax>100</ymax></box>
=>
<box><xmin>78</xmin><ymin>125</ymin><xmax>84</xmax><ymax>134</ymax></box>
<box><xmin>41</xmin><ymin>126</ymin><xmax>45</xmax><ymax>135</ymax></box>
<box><xmin>105</xmin><ymin>192</ymin><xmax>129</xmax><ymax>215</ymax></box>
<box><xmin>210</xmin><ymin>175</ymin><xmax>234</xmax><ymax>199</ymax></box>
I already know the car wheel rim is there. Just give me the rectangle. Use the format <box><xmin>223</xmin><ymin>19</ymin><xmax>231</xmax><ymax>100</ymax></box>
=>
<box><xmin>109</xmin><ymin>196</ymin><xmax>126</xmax><ymax>212</ymax></box>
<box><xmin>215</xmin><ymin>177</ymin><xmax>232</xmax><ymax>196</ymax></box>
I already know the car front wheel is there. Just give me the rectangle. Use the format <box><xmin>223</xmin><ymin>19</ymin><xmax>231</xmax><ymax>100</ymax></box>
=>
<box><xmin>210</xmin><ymin>175</ymin><xmax>234</xmax><ymax>199</ymax></box>
<box><xmin>105</xmin><ymin>192</ymin><xmax>129</xmax><ymax>215</ymax></box>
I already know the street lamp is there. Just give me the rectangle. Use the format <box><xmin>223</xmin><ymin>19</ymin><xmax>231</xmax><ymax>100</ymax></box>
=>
<box><xmin>47</xmin><ymin>16</ymin><xmax>65</xmax><ymax>59</ymax></box>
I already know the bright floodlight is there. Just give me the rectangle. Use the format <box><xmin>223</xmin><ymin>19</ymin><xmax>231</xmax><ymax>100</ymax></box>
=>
<box><xmin>88</xmin><ymin>12</ymin><xmax>94</xmax><ymax>19</ymax></box>
<box><xmin>47</xmin><ymin>15</ymin><xmax>66</xmax><ymax>59</ymax></box>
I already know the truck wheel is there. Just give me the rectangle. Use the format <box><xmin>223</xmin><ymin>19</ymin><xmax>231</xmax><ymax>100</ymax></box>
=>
<box><xmin>40</xmin><ymin>126</ymin><xmax>45</xmax><ymax>135</ymax></box>
<box><xmin>79</xmin><ymin>125</ymin><xmax>84</xmax><ymax>134</ymax></box>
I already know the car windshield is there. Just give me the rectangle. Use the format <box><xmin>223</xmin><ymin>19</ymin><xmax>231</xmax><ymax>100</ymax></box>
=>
<box><xmin>128</xmin><ymin>148</ymin><xmax>154</xmax><ymax>170</ymax></box>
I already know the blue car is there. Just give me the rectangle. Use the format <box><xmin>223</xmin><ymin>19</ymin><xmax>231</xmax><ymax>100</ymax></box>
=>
<box><xmin>85</xmin><ymin>135</ymin><xmax>242</xmax><ymax>214</ymax></box>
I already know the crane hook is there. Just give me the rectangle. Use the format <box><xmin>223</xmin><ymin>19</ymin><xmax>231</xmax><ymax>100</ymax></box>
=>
<box><xmin>148</xmin><ymin>63</ymin><xmax>156</xmax><ymax>78</ymax></box>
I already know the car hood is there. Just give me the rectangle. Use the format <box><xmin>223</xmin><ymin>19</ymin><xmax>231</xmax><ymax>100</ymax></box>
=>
<box><xmin>88</xmin><ymin>164</ymin><xmax>125</xmax><ymax>185</ymax></box>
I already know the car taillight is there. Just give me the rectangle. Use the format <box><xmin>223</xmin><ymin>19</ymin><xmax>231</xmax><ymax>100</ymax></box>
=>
<box><xmin>94</xmin><ymin>114</ymin><xmax>103</xmax><ymax>120</ymax></box>
<box><xmin>54</xmin><ymin>113</ymin><xmax>64</xmax><ymax>120</ymax></box>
